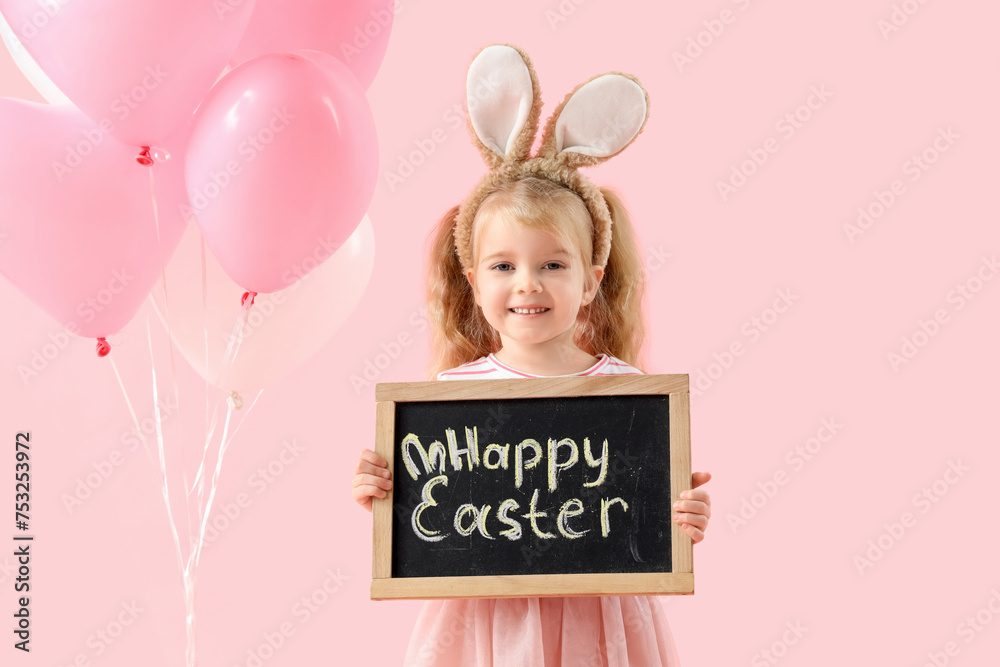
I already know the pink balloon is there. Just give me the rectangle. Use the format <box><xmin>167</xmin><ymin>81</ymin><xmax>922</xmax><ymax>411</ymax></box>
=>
<box><xmin>0</xmin><ymin>98</ymin><xmax>187</xmax><ymax>340</ymax></box>
<box><xmin>184</xmin><ymin>50</ymin><xmax>378</xmax><ymax>294</ymax></box>
<box><xmin>0</xmin><ymin>0</ymin><xmax>255</xmax><ymax>148</ymax></box>
<box><xmin>151</xmin><ymin>216</ymin><xmax>375</xmax><ymax>393</ymax></box>
<box><xmin>230</xmin><ymin>0</ymin><xmax>392</xmax><ymax>90</ymax></box>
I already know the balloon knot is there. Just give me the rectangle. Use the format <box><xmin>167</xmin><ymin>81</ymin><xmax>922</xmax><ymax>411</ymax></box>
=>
<box><xmin>150</xmin><ymin>146</ymin><xmax>171</xmax><ymax>162</ymax></box>
<box><xmin>96</xmin><ymin>337</ymin><xmax>111</xmax><ymax>357</ymax></box>
<box><xmin>227</xmin><ymin>391</ymin><xmax>244</xmax><ymax>410</ymax></box>
<box><xmin>136</xmin><ymin>146</ymin><xmax>154</xmax><ymax>166</ymax></box>
<box><xmin>241</xmin><ymin>291</ymin><xmax>257</xmax><ymax>308</ymax></box>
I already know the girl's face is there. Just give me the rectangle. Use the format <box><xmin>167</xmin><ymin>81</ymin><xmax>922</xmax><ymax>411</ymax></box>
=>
<box><xmin>466</xmin><ymin>214</ymin><xmax>603</xmax><ymax>351</ymax></box>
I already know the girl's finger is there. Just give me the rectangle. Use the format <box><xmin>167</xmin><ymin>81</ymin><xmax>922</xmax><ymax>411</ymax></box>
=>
<box><xmin>673</xmin><ymin>499</ymin><xmax>710</xmax><ymax>518</ymax></box>
<box><xmin>356</xmin><ymin>459</ymin><xmax>391</xmax><ymax>478</ymax></box>
<box><xmin>691</xmin><ymin>472</ymin><xmax>712</xmax><ymax>489</ymax></box>
<box><xmin>673</xmin><ymin>512</ymin><xmax>708</xmax><ymax>531</ymax></box>
<box><xmin>359</xmin><ymin>448</ymin><xmax>388</xmax><ymax>468</ymax></box>
<box><xmin>681</xmin><ymin>489</ymin><xmax>711</xmax><ymax>505</ymax></box>
<box><xmin>354</xmin><ymin>484</ymin><xmax>389</xmax><ymax>500</ymax></box>
<box><xmin>353</xmin><ymin>473</ymin><xmax>393</xmax><ymax>491</ymax></box>
<box><xmin>682</xmin><ymin>522</ymin><xmax>705</xmax><ymax>544</ymax></box>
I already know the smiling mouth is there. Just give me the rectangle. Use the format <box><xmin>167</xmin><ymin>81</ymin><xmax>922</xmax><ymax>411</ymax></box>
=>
<box><xmin>510</xmin><ymin>307</ymin><xmax>550</xmax><ymax>314</ymax></box>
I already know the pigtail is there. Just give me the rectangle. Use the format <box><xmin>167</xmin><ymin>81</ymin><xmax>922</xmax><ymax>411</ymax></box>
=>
<box><xmin>575</xmin><ymin>187</ymin><xmax>647</xmax><ymax>370</ymax></box>
<box><xmin>426</xmin><ymin>206</ymin><xmax>501</xmax><ymax>379</ymax></box>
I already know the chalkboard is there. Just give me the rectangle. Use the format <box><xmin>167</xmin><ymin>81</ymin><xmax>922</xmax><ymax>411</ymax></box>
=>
<box><xmin>371</xmin><ymin>374</ymin><xmax>692</xmax><ymax>600</ymax></box>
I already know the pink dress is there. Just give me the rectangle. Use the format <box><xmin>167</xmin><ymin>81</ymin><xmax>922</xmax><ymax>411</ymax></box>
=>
<box><xmin>402</xmin><ymin>354</ymin><xmax>682</xmax><ymax>667</ymax></box>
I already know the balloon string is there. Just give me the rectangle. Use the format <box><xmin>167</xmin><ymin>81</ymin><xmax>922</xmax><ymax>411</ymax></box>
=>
<box><xmin>148</xmin><ymin>165</ymin><xmax>191</xmax><ymax>547</ymax></box>
<box><xmin>192</xmin><ymin>388</ymin><xmax>262</xmax><ymax>570</ymax></box>
<box><xmin>182</xmin><ymin>566</ymin><xmax>197</xmax><ymax>667</ymax></box>
<box><xmin>145</xmin><ymin>315</ymin><xmax>200</xmax><ymax>667</ymax></box>
<box><xmin>217</xmin><ymin>293</ymin><xmax>254</xmax><ymax>389</ymax></box>
<box><xmin>107</xmin><ymin>330</ymin><xmax>186</xmax><ymax>581</ymax></box>
<box><xmin>199</xmin><ymin>234</ymin><xmax>210</xmax><ymax>526</ymax></box>
<box><xmin>180</xmin><ymin>387</ymin><xmax>262</xmax><ymax>667</ymax></box>
<box><xmin>188</xmin><ymin>298</ymin><xmax>253</xmax><ymax>504</ymax></box>
<box><xmin>148</xmin><ymin>166</ymin><xmax>181</xmax><ymax>410</ymax></box>
<box><xmin>144</xmin><ymin>316</ymin><xmax>186</xmax><ymax>572</ymax></box>
<box><xmin>186</xmin><ymin>387</ymin><xmax>262</xmax><ymax>570</ymax></box>
<box><xmin>111</xmin><ymin>311</ymin><xmax>191</xmax><ymax>665</ymax></box>
<box><xmin>188</xmin><ymin>309</ymin><xmax>250</xmax><ymax>509</ymax></box>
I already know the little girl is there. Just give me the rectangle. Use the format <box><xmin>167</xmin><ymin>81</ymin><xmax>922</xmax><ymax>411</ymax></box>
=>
<box><xmin>352</xmin><ymin>44</ymin><xmax>711</xmax><ymax>666</ymax></box>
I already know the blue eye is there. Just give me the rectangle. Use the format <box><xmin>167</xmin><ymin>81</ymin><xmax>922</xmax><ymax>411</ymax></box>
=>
<box><xmin>492</xmin><ymin>263</ymin><xmax>513</xmax><ymax>271</ymax></box>
<box><xmin>544</xmin><ymin>262</ymin><xmax>564</xmax><ymax>270</ymax></box>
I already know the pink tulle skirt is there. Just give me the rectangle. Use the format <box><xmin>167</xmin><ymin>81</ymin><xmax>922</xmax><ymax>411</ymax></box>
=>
<box><xmin>403</xmin><ymin>596</ymin><xmax>681</xmax><ymax>667</ymax></box>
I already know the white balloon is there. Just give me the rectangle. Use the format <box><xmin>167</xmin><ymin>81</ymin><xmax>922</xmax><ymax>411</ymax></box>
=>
<box><xmin>150</xmin><ymin>215</ymin><xmax>375</xmax><ymax>393</ymax></box>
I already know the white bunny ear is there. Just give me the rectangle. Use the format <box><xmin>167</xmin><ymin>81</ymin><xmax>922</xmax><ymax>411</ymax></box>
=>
<box><xmin>466</xmin><ymin>44</ymin><xmax>542</xmax><ymax>167</ymax></box>
<box><xmin>539</xmin><ymin>73</ymin><xmax>649</xmax><ymax>168</ymax></box>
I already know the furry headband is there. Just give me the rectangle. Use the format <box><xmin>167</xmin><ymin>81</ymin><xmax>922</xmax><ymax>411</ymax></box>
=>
<box><xmin>453</xmin><ymin>43</ymin><xmax>650</xmax><ymax>273</ymax></box>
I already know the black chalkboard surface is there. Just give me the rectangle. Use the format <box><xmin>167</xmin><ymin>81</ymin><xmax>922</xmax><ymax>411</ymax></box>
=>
<box><xmin>371</xmin><ymin>374</ymin><xmax>692</xmax><ymax>600</ymax></box>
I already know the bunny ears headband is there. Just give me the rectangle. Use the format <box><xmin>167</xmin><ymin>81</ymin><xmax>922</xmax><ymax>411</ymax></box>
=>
<box><xmin>453</xmin><ymin>43</ymin><xmax>650</xmax><ymax>272</ymax></box>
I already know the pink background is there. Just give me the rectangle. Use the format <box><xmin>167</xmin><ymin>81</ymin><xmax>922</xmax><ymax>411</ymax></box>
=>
<box><xmin>2</xmin><ymin>1</ymin><xmax>999</xmax><ymax>665</ymax></box>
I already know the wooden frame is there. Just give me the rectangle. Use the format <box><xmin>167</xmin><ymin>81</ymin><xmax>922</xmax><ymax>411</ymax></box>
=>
<box><xmin>371</xmin><ymin>374</ymin><xmax>692</xmax><ymax>600</ymax></box>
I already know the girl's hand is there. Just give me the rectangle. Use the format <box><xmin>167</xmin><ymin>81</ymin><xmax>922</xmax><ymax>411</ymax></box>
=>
<box><xmin>673</xmin><ymin>471</ymin><xmax>712</xmax><ymax>544</ymax></box>
<box><xmin>352</xmin><ymin>448</ymin><xmax>393</xmax><ymax>513</ymax></box>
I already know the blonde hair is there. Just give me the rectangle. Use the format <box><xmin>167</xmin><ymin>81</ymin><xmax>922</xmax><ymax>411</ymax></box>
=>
<box><xmin>427</xmin><ymin>176</ymin><xmax>646</xmax><ymax>378</ymax></box>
